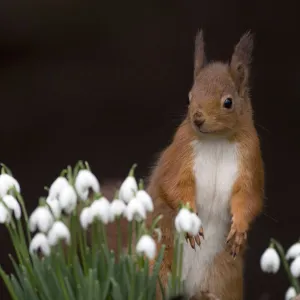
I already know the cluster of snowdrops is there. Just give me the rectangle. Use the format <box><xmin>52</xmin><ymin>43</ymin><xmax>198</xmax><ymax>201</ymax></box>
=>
<box><xmin>0</xmin><ymin>162</ymin><xmax>202</xmax><ymax>300</ymax></box>
<box><xmin>260</xmin><ymin>237</ymin><xmax>300</xmax><ymax>300</ymax></box>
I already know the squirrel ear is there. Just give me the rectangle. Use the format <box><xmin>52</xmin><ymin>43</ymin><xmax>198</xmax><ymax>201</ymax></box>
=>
<box><xmin>194</xmin><ymin>29</ymin><xmax>206</xmax><ymax>80</ymax></box>
<box><xmin>230</xmin><ymin>31</ymin><xmax>254</xmax><ymax>92</ymax></box>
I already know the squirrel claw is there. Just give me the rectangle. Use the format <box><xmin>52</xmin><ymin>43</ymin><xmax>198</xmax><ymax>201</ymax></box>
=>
<box><xmin>226</xmin><ymin>226</ymin><xmax>247</xmax><ymax>258</ymax></box>
<box><xmin>185</xmin><ymin>226</ymin><xmax>204</xmax><ymax>249</ymax></box>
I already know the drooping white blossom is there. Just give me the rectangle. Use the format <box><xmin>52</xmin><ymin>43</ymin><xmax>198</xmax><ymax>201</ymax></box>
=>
<box><xmin>48</xmin><ymin>177</ymin><xmax>69</xmax><ymax>200</ymax></box>
<box><xmin>136</xmin><ymin>190</ymin><xmax>153</xmax><ymax>213</ymax></box>
<box><xmin>0</xmin><ymin>174</ymin><xmax>20</xmax><ymax>197</ymax></box>
<box><xmin>29</xmin><ymin>206</ymin><xmax>54</xmax><ymax>233</ymax></box>
<box><xmin>119</xmin><ymin>165</ymin><xmax>138</xmax><ymax>203</ymax></box>
<box><xmin>136</xmin><ymin>234</ymin><xmax>156</xmax><ymax>260</ymax></box>
<box><xmin>286</xmin><ymin>243</ymin><xmax>300</xmax><ymax>260</ymax></box>
<box><xmin>46</xmin><ymin>197</ymin><xmax>61</xmax><ymax>219</ymax></box>
<box><xmin>124</xmin><ymin>197</ymin><xmax>146</xmax><ymax>222</ymax></box>
<box><xmin>29</xmin><ymin>233</ymin><xmax>51</xmax><ymax>256</ymax></box>
<box><xmin>80</xmin><ymin>207</ymin><xmax>92</xmax><ymax>230</ymax></box>
<box><xmin>75</xmin><ymin>169</ymin><xmax>100</xmax><ymax>201</ymax></box>
<box><xmin>188</xmin><ymin>212</ymin><xmax>202</xmax><ymax>236</ymax></box>
<box><xmin>47</xmin><ymin>221</ymin><xmax>71</xmax><ymax>246</ymax></box>
<box><xmin>90</xmin><ymin>197</ymin><xmax>111</xmax><ymax>224</ymax></box>
<box><xmin>285</xmin><ymin>287</ymin><xmax>297</xmax><ymax>300</ymax></box>
<box><xmin>0</xmin><ymin>202</ymin><xmax>11</xmax><ymax>224</ymax></box>
<box><xmin>2</xmin><ymin>195</ymin><xmax>21</xmax><ymax>219</ymax></box>
<box><xmin>110</xmin><ymin>199</ymin><xmax>126</xmax><ymax>221</ymax></box>
<box><xmin>59</xmin><ymin>185</ymin><xmax>77</xmax><ymax>214</ymax></box>
<box><xmin>260</xmin><ymin>247</ymin><xmax>280</xmax><ymax>274</ymax></box>
<box><xmin>175</xmin><ymin>208</ymin><xmax>202</xmax><ymax>236</ymax></box>
<box><xmin>291</xmin><ymin>256</ymin><xmax>300</xmax><ymax>278</ymax></box>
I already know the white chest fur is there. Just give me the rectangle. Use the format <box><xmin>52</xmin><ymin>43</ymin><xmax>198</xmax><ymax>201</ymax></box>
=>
<box><xmin>182</xmin><ymin>138</ymin><xmax>239</xmax><ymax>296</ymax></box>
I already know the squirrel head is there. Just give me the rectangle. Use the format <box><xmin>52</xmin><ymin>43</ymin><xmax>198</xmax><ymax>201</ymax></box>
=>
<box><xmin>188</xmin><ymin>30</ymin><xmax>254</xmax><ymax>138</ymax></box>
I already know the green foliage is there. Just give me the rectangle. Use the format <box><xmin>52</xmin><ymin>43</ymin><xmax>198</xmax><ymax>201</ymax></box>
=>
<box><xmin>0</xmin><ymin>162</ymin><xmax>185</xmax><ymax>300</ymax></box>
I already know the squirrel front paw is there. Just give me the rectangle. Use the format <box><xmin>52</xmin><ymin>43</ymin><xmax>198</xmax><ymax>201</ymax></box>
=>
<box><xmin>185</xmin><ymin>223</ymin><xmax>204</xmax><ymax>249</ymax></box>
<box><xmin>226</xmin><ymin>220</ymin><xmax>247</xmax><ymax>258</ymax></box>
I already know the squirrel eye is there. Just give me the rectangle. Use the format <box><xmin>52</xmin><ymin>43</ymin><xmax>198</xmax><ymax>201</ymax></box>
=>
<box><xmin>223</xmin><ymin>97</ymin><xmax>233</xmax><ymax>109</ymax></box>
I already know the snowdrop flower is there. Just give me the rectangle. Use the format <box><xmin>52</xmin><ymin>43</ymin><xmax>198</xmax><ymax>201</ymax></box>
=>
<box><xmin>46</xmin><ymin>197</ymin><xmax>61</xmax><ymax>219</ymax></box>
<box><xmin>0</xmin><ymin>174</ymin><xmax>20</xmax><ymax>197</ymax></box>
<box><xmin>175</xmin><ymin>208</ymin><xmax>201</xmax><ymax>236</ymax></box>
<box><xmin>80</xmin><ymin>207</ymin><xmax>92</xmax><ymax>230</ymax></box>
<box><xmin>29</xmin><ymin>233</ymin><xmax>51</xmax><ymax>256</ymax></box>
<box><xmin>136</xmin><ymin>190</ymin><xmax>153</xmax><ymax>212</ymax></box>
<box><xmin>75</xmin><ymin>169</ymin><xmax>100</xmax><ymax>201</ymax></box>
<box><xmin>286</xmin><ymin>243</ymin><xmax>300</xmax><ymax>260</ymax></box>
<box><xmin>260</xmin><ymin>247</ymin><xmax>280</xmax><ymax>274</ymax></box>
<box><xmin>0</xmin><ymin>202</ymin><xmax>11</xmax><ymax>224</ymax></box>
<box><xmin>119</xmin><ymin>164</ymin><xmax>138</xmax><ymax>203</ymax></box>
<box><xmin>175</xmin><ymin>208</ymin><xmax>192</xmax><ymax>233</ymax></box>
<box><xmin>59</xmin><ymin>185</ymin><xmax>77</xmax><ymax>214</ymax></box>
<box><xmin>90</xmin><ymin>197</ymin><xmax>111</xmax><ymax>224</ymax></box>
<box><xmin>48</xmin><ymin>221</ymin><xmax>71</xmax><ymax>246</ymax></box>
<box><xmin>110</xmin><ymin>199</ymin><xmax>126</xmax><ymax>221</ymax></box>
<box><xmin>48</xmin><ymin>177</ymin><xmax>69</xmax><ymax>200</ymax></box>
<box><xmin>291</xmin><ymin>256</ymin><xmax>300</xmax><ymax>277</ymax></box>
<box><xmin>136</xmin><ymin>234</ymin><xmax>156</xmax><ymax>260</ymax></box>
<box><xmin>285</xmin><ymin>287</ymin><xmax>297</xmax><ymax>300</ymax></box>
<box><xmin>2</xmin><ymin>195</ymin><xmax>21</xmax><ymax>219</ymax></box>
<box><xmin>124</xmin><ymin>197</ymin><xmax>146</xmax><ymax>222</ymax></box>
<box><xmin>188</xmin><ymin>212</ymin><xmax>202</xmax><ymax>236</ymax></box>
<box><xmin>29</xmin><ymin>206</ymin><xmax>54</xmax><ymax>233</ymax></box>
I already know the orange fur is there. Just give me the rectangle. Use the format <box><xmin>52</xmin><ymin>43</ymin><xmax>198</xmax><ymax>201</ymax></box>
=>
<box><xmin>146</xmin><ymin>30</ymin><xmax>264</xmax><ymax>300</ymax></box>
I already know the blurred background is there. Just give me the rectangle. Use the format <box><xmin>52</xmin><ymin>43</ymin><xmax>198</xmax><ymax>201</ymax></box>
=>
<box><xmin>0</xmin><ymin>0</ymin><xmax>299</xmax><ymax>299</ymax></box>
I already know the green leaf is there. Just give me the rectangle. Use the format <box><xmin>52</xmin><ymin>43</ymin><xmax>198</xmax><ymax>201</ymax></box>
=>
<box><xmin>111</xmin><ymin>277</ymin><xmax>123</xmax><ymax>300</ymax></box>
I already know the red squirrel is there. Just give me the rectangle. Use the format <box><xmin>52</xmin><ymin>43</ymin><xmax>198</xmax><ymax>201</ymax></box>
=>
<box><xmin>146</xmin><ymin>30</ymin><xmax>264</xmax><ymax>300</ymax></box>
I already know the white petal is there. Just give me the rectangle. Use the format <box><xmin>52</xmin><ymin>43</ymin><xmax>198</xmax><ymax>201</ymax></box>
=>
<box><xmin>125</xmin><ymin>197</ymin><xmax>146</xmax><ymax>221</ymax></box>
<box><xmin>136</xmin><ymin>190</ymin><xmax>153</xmax><ymax>212</ymax></box>
<box><xmin>29</xmin><ymin>233</ymin><xmax>51</xmax><ymax>256</ymax></box>
<box><xmin>48</xmin><ymin>177</ymin><xmax>69</xmax><ymax>200</ymax></box>
<box><xmin>90</xmin><ymin>197</ymin><xmax>111</xmax><ymax>224</ymax></box>
<box><xmin>110</xmin><ymin>199</ymin><xmax>126</xmax><ymax>220</ymax></box>
<box><xmin>119</xmin><ymin>176</ymin><xmax>138</xmax><ymax>203</ymax></box>
<box><xmin>59</xmin><ymin>185</ymin><xmax>77</xmax><ymax>214</ymax></box>
<box><xmin>75</xmin><ymin>170</ymin><xmax>100</xmax><ymax>201</ymax></box>
<box><xmin>285</xmin><ymin>287</ymin><xmax>297</xmax><ymax>300</ymax></box>
<box><xmin>286</xmin><ymin>243</ymin><xmax>300</xmax><ymax>260</ymax></box>
<box><xmin>47</xmin><ymin>221</ymin><xmax>71</xmax><ymax>246</ymax></box>
<box><xmin>2</xmin><ymin>195</ymin><xmax>21</xmax><ymax>219</ymax></box>
<box><xmin>0</xmin><ymin>174</ymin><xmax>20</xmax><ymax>197</ymax></box>
<box><xmin>136</xmin><ymin>234</ymin><xmax>156</xmax><ymax>260</ymax></box>
<box><xmin>175</xmin><ymin>208</ymin><xmax>193</xmax><ymax>233</ymax></box>
<box><xmin>0</xmin><ymin>202</ymin><xmax>11</xmax><ymax>224</ymax></box>
<box><xmin>29</xmin><ymin>206</ymin><xmax>54</xmax><ymax>233</ymax></box>
<box><xmin>46</xmin><ymin>197</ymin><xmax>61</xmax><ymax>219</ymax></box>
<box><xmin>80</xmin><ymin>207</ymin><xmax>92</xmax><ymax>229</ymax></box>
<box><xmin>291</xmin><ymin>256</ymin><xmax>300</xmax><ymax>277</ymax></box>
<box><xmin>260</xmin><ymin>247</ymin><xmax>280</xmax><ymax>274</ymax></box>
<box><xmin>189</xmin><ymin>213</ymin><xmax>202</xmax><ymax>236</ymax></box>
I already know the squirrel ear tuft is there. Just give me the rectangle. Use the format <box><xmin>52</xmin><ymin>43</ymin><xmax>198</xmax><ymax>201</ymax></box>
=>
<box><xmin>194</xmin><ymin>29</ymin><xmax>206</xmax><ymax>80</ymax></box>
<box><xmin>230</xmin><ymin>31</ymin><xmax>254</xmax><ymax>92</ymax></box>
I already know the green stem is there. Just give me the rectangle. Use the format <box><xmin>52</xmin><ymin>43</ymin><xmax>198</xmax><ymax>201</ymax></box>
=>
<box><xmin>15</xmin><ymin>193</ymin><xmax>31</xmax><ymax>243</ymax></box>
<box><xmin>178</xmin><ymin>234</ymin><xmax>184</xmax><ymax>293</ymax></box>
<box><xmin>78</xmin><ymin>226</ymin><xmax>87</xmax><ymax>275</ymax></box>
<box><xmin>0</xmin><ymin>266</ymin><xmax>18</xmax><ymax>300</ymax></box>
<box><xmin>6</xmin><ymin>224</ymin><xmax>24</xmax><ymax>266</ymax></box>
<box><xmin>271</xmin><ymin>238</ymin><xmax>300</xmax><ymax>293</ymax></box>
<box><xmin>128</xmin><ymin>163</ymin><xmax>137</xmax><ymax>177</ymax></box>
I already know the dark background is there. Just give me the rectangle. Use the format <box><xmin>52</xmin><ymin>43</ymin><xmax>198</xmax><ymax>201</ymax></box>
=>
<box><xmin>0</xmin><ymin>0</ymin><xmax>299</xmax><ymax>299</ymax></box>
